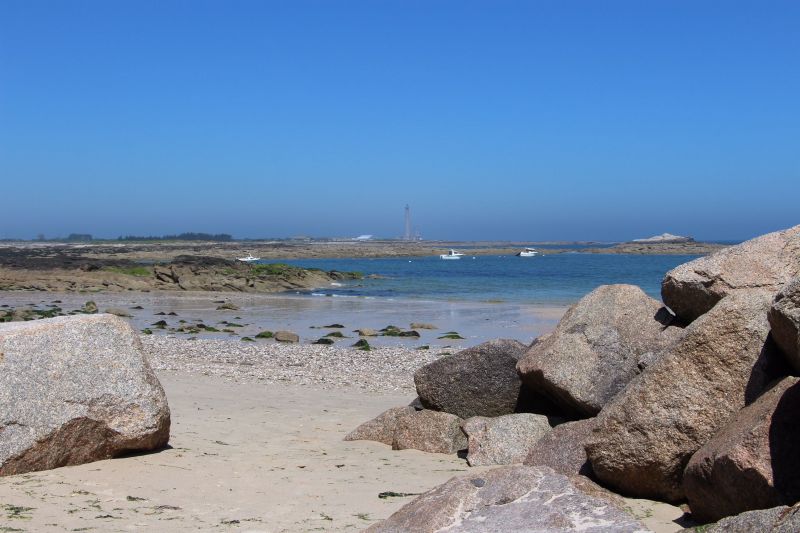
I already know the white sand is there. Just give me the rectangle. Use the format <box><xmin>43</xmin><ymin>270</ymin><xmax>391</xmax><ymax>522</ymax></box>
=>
<box><xmin>0</xmin><ymin>372</ymin><xmax>480</xmax><ymax>532</ymax></box>
<box><xmin>0</xmin><ymin>369</ymin><xmax>686</xmax><ymax>532</ymax></box>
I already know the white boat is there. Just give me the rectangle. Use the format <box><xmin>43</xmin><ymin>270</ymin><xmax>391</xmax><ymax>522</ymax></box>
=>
<box><xmin>517</xmin><ymin>247</ymin><xmax>538</xmax><ymax>257</ymax></box>
<box><xmin>237</xmin><ymin>252</ymin><xmax>261</xmax><ymax>262</ymax></box>
<box><xmin>440</xmin><ymin>249</ymin><xmax>464</xmax><ymax>260</ymax></box>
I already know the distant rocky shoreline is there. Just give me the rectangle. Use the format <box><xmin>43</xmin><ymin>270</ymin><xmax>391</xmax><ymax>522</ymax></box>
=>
<box><xmin>0</xmin><ymin>239</ymin><xmax>727</xmax><ymax>294</ymax></box>
<box><xmin>0</xmin><ymin>251</ymin><xmax>360</xmax><ymax>292</ymax></box>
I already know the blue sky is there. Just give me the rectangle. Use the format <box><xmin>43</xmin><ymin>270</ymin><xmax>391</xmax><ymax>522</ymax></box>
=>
<box><xmin>1</xmin><ymin>1</ymin><xmax>797</xmax><ymax>241</ymax></box>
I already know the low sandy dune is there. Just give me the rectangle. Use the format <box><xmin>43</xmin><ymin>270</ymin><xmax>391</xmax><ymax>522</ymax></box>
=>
<box><xmin>0</xmin><ymin>371</ymin><xmax>685</xmax><ymax>532</ymax></box>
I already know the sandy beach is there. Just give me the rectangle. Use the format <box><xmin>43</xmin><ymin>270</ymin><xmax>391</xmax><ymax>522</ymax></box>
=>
<box><xmin>0</xmin><ymin>325</ymin><xmax>687</xmax><ymax>532</ymax></box>
<box><xmin>0</xmin><ymin>370</ymin><xmax>485</xmax><ymax>532</ymax></box>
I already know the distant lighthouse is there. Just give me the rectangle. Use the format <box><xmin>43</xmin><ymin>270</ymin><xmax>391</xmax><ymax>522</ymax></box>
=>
<box><xmin>404</xmin><ymin>204</ymin><xmax>412</xmax><ymax>241</ymax></box>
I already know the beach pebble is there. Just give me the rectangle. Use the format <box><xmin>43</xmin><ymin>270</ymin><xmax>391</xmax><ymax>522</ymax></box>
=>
<box><xmin>274</xmin><ymin>331</ymin><xmax>299</xmax><ymax>343</ymax></box>
<box><xmin>141</xmin><ymin>335</ymin><xmax>439</xmax><ymax>393</ymax></box>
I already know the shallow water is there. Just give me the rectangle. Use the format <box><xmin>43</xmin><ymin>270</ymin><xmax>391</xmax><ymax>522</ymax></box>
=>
<box><xmin>0</xmin><ymin>291</ymin><xmax>564</xmax><ymax>347</ymax></box>
<box><xmin>278</xmin><ymin>253</ymin><xmax>699</xmax><ymax>305</ymax></box>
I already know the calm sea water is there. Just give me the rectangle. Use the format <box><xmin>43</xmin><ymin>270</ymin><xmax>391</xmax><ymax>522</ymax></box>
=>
<box><xmin>275</xmin><ymin>253</ymin><xmax>699</xmax><ymax>306</ymax></box>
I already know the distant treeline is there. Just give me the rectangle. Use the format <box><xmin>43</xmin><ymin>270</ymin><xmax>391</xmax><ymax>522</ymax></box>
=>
<box><xmin>117</xmin><ymin>233</ymin><xmax>234</xmax><ymax>241</ymax></box>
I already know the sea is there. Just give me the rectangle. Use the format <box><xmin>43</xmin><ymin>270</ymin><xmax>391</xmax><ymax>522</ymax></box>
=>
<box><xmin>0</xmin><ymin>250</ymin><xmax>707</xmax><ymax>347</ymax></box>
<box><xmin>276</xmin><ymin>251</ymin><xmax>700</xmax><ymax>306</ymax></box>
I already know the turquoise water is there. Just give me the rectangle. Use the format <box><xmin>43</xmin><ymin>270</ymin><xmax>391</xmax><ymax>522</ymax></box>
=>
<box><xmin>277</xmin><ymin>253</ymin><xmax>699</xmax><ymax>305</ymax></box>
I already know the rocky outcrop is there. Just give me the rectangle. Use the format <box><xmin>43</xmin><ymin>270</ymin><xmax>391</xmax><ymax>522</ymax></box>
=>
<box><xmin>414</xmin><ymin>339</ymin><xmax>544</xmax><ymax>419</ymax></box>
<box><xmin>343</xmin><ymin>406</ymin><xmax>416</xmax><ymax>446</ymax></box>
<box><xmin>662</xmin><ymin>224</ymin><xmax>800</xmax><ymax>323</ymax></box>
<box><xmin>632</xmin><ymin>233</ymin><xmax>694</xmax><ymax>243</ymax></box>
<box><xmin>517</xmin><ymin>284</ymin><xmax>682</xmax><ymax>417</ymax></box>
<box><xmin>153</xmin><ymin>256</ymin><xmax>360</xmax><ymax>292</ymax></box>
<box><xmin>706</xmin><ymin>503</ymin><xmax>800</xmax><ymax>532</ymax></box>
<box><xmin>460</xmin><ymin>414</ymin><xmax>552</xmax><ymax>466</ymax></box>
<box><xmin>684</xmin><ymin>377</ymin><xmax>800</xmax><ymax>522</ymax></box>
<box><xmin>585</xmin><ymin>291</ymin><xmax>787</xmax><ymax>502</ymax></box>
<box><xmin>769</xmin><ymin>278</ymin><xmax>800</xmax><ymax>372</ymax></box>
<box><xmin>392</xmin><ymin>410</ymin><xmax>467</xmax><ymax>454</ymax></box>
<box><xmin>365</xmin><ymin>465</ymin><xmax>648</xmax><ymax>532</ymax></box>
<box><xmin>0</xmin><ymin>251</ymin><xmax>361</xmax><ymax>293</ymax></box>
<box><xmin>524</xmin><ymin>417</ymin><xmax>598</xmax><ymax>477</ymax></box>
<box><xmin>0</xmin><ymin>315</ymin><xmax>170</xmax><ymax>476</ymax></box>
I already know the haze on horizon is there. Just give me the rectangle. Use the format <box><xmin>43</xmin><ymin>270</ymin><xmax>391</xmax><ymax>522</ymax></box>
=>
<box><xmin>1</xmin><ymin>1</ymin><xmax>797</xmax><ymax>242</ymax></box>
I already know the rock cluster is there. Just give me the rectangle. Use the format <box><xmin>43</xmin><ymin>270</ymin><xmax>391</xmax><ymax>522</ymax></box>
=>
<box><xmin>585</xmin><ymin>290</ymin><xmax>784</xmax><ymax>502</ymax></box>
<box><xmin>353</xmin><ymin>224</ymin><xmax>800</xmax><ymax>530</ymax></box>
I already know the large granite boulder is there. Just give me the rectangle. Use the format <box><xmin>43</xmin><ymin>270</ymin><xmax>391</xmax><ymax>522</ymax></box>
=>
<box><xmin>392</xmin><ymin>410</ymin><xmax>467</xmax><ymax>454</ymax></box>
<box><xmin>662</xmin><ymin>224</ymin><xmax>800</xmax><ymax>323</ymax></box>
<box><xmin>365</xmin><ymin>465</ymin><xmax>648</xmax><ymax>532</ymax></box>
<box><xmin>769</xmin><ymin>278</ymin><xmax>800</xmax><ymax>372</ymax></box>
<box><xmin>414</xmin><ymin>339</ymin><xmax>543</xmax><ymax>419</ymax></box>
<box><xmin>706</xmin><ymin>503</ymin><xmax>800</xmax><ymax>532</ymax></box>
<box><xmin>585</xmin><ymin>291</ymin><xmax>787</xmax><ymax>502</ymax></box>
<box><xmin>524</xmin><ymin>417</ymin><xmax>598</xmax><ymax>477</ymax></box>
<box><xmin>517</xmin><ymin>284</ymin><xmax>682</xmax><ymax>417</ymax></box>
<box><xmin>684</xmin><ymin>376</ymin><xmax>800</xmax><ymax>522</ymax></box>
<box><xmin>343</xmin><ymin>406</ymin><xmax>416</xmax><ymax>446</ymax></box>
<box><xmin>0</xmin><ymin>315</ymin><xmax>171</xmax><ymax>476</ymax></box>
<box><xmin>460</xmin><ymin>413</ymin><xmax>552</xmax><ymax>466</ymax></box>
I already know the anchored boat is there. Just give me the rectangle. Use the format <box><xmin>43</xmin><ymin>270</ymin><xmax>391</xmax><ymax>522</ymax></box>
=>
<box><xmin>237</xmin><ymin>252</ymin><xmax>261</xmax><ymax>262</ymax></box>
<box><xmin>440</xmin><ymin>249</ymin><xmax>464</xmax><ymax>260</ymax></box>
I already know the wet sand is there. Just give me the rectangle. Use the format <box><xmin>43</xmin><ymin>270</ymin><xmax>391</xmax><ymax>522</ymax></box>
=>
<box><xmin>0</xmin><ymin>290</ymin><xmax>565</xmax><ymax>348</ymax></box>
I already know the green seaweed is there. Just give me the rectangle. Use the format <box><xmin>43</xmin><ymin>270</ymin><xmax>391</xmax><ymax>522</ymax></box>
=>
<box><xmin>2</xmin><ymin>504</ymin><xmax>34</xmax><ymax>520</ymax></box>
<box><xmin>103</xmin><ymin>265</ymin><xmax>151</xmax><ymax>277</ymax></box>
<box><xmin>378</xmin><ymin>491</ymin><xmax>420</xmax><ymax>499</ymax></box>
<box><xmin>353</xmin><ymin>339</ymin><xmax>371</xmax><ymax>351</ymax></box>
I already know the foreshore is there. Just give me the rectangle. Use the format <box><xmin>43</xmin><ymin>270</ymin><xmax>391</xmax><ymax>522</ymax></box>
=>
<box><xmin>0</xmin><ymin>290</ymin><xmax>566</xmax><ymax>349</ymax></box>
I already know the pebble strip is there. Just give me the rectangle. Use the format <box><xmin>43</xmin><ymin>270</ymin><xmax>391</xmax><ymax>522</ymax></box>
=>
<box><xmin>142</xmin><ymin>335</ymin><xmax>444</xmax><ymax>393</ymax></box>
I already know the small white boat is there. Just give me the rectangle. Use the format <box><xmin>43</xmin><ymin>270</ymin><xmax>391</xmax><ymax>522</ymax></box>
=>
<box><xmin>440</xmin><ymin>249</ymin><xmax>464</xmax><ymax>260</ymax></box>
<box><xmin>517</xmin><ymin>247</ymin><xmax>538</xmax><ymax>257</ymax></box>
<box><xmin>237</xmin><ymin>252</ymin><xmax>261</xmax><ymax>262</ymax></box>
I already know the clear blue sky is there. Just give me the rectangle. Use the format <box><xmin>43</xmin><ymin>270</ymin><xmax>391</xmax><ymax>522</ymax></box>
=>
<box><xmin>1</xmin><ymin>1</ymin><xmax>797</xmax><ymax>241</ymax></box>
